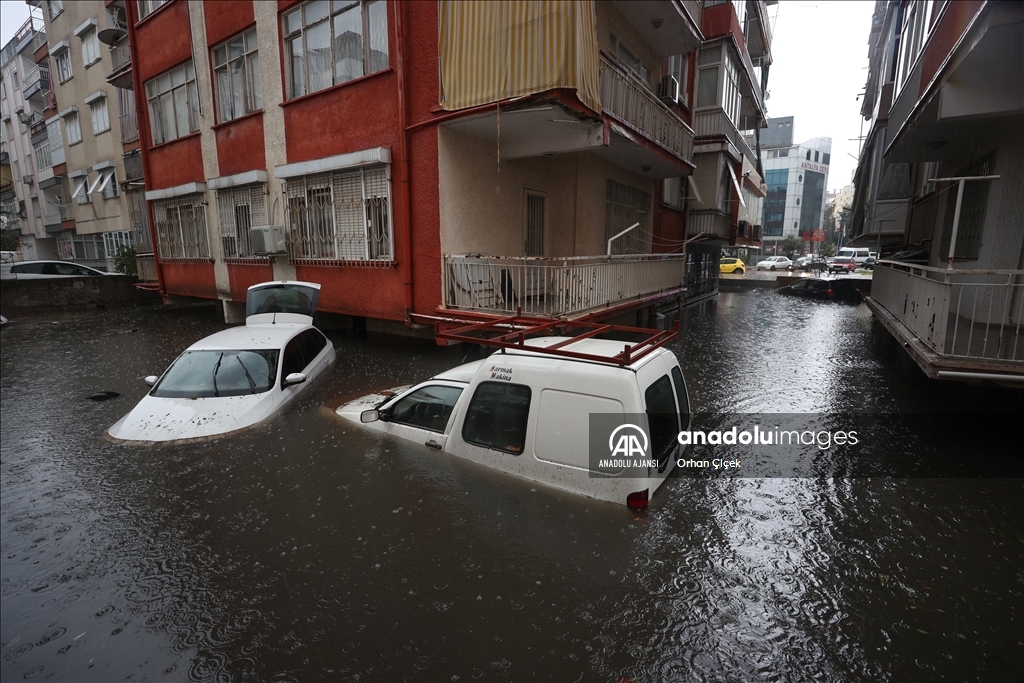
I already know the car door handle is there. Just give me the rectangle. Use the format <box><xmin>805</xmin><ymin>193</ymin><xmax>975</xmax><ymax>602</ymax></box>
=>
<box><xmin>425</xmin><ymin>439</ymin><xmax>442</xmax><ymax>450</ymax></box>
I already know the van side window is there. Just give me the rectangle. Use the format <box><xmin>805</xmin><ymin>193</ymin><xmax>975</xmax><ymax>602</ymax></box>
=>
<box><xmin>670</xmin><ymin>366</ymin><xmax>690</xmax><ymax>431</ymax></box>
<box><xmin>389</xmin><ymin>385</ymin><xmax>463</xmax><ymax>433</ymax></box>
<box><xmin>645</xmin><ymin>375</ymin><xmax>679</xmax><ymax>471</ymax></box>
<box><xmin>462</xmin><ymin>381</ymin><xmax>531</xmax><ymax>454</ymax></box>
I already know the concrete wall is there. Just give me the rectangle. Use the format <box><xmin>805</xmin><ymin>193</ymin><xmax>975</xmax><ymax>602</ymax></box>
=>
<box><xmin>1</xmin><ymin>275</ymin><xmax>160</xmax><ymax>309</ymax></box>
<box><xmin>437</xmin><ymin>127</ymin><xmax>655</xmax><ymax>258</ymax></box>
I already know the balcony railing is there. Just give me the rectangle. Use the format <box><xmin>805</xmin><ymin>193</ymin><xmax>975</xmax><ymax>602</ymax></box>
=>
<box><xmin>57</xmin><ymin>201</ymin><xmax>74</xmax><ymax>221</ymax></box>
<box><xmin>693</xmin><ymin>109</ymin><xmax>757</xmax><ymax>162</ymax></box>
<box><xmin>599</xmin><ymin>54</ymin><xmax>694</xmax><ymax>162</ymax></box>
<box><xmin>123</xmin><ymin>151</ymin><xmax>143</xmax><ymax>181</ymax></box>
<box><xmin>111</xmin><ymin>39</ymin><xmax>131</xmax><ymax>73</ymax></box>
<box><xmin>23</xmin><ymin>65</ymin><xmax>50</xmax><ymax>100</ymax></box>
<box><xmin>871</xmin><ymin>261</ymin><xmax>1024</xmax><ymax>363</ymax></box>
<box><xmin>32</xmin><ymin>137</ymin><xmax>52</xmax><ymax>170</ymax></box>
<box><xmin>688</xmin><ymin>210</ymin><xmax>731</xmax><ymax>239</ymax></box>
<box><xmin>443</xmin><ymin>253</ymin><xmax>687</xmax><ymax>318</ymax></box>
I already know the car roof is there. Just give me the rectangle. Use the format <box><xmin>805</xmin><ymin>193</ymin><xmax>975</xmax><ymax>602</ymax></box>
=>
<box><xmin>186</xmin><ymin>323</ymin><xmax>310</xmax><ymax>351</ymax></box>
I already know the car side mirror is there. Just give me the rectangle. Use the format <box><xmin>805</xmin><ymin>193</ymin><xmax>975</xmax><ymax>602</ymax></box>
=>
<box><xmin>283</xmin><ymin>372</ymin><xmax>307</xmax><ymax>388</ymax></box>
<box><xmin>144</xmin><ymin>375</ymin><xmax>158</xmax><ymax>387</ymax></box>
<box><xmin>360</xmin><ymin>409</ymin><xmax>379</xmax><ymax>423</ymax></box>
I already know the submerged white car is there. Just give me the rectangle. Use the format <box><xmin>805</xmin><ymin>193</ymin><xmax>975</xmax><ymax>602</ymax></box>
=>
<box><xmin>108</xmin><ymin>281</ymin><xmax>335</xmax><ymax>443</ymax></box>
<box><xmin>336</xmin><ymin>323</ymin><xmax>691</xmax><ymax>508</ymax></box>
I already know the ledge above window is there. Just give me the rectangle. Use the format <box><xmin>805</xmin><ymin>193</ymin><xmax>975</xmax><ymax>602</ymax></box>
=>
<box><xmin>84</xmin><ymin>90</ymin><xmax>107</xmax><ymax>105</ymax></box>
<box><xmin>74</xmin><ymin>18</ymin><xmax>97</xmax><ymax>37</ymax></box>
<box><xmin>51</xmin><ymin>40</ymin><xmax>70</xmax><ymax>54</ymax></box>
<box><xmin>145</xmin><ymin>181</ymin><xmax>208</xmax><ymax>202</ymax></box>
<box><xmin>274</xmin><ymin>147</ymin><xmax>391</xmax><ymax>179</ymax></box>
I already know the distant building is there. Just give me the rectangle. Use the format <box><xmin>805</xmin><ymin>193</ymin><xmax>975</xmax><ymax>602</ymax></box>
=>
<box><xmin>758</xmin><ymin>117</ymin><xmax>831</xmax><ymax>251</ymax></box>
<box><xmin>852</xmin><ymin>0</ymin><xmax>1023</xmax><ymax>384</ymax></box>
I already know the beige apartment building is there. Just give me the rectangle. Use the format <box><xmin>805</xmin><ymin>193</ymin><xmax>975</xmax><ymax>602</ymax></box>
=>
<box><xmin>28</xmin><ymin>0</ymin><xmax>146</xmax><ymax>272</ymax></box>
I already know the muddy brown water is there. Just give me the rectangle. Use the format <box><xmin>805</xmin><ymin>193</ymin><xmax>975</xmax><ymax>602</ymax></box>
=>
<box><xmin>1</xmin><ymin>293</ymin><xmax>1021</xmax><ymax>682</ymax></box>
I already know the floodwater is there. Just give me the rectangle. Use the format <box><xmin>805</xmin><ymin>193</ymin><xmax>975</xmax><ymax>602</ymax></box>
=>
<box><xmin>1</xmin><ymin>292</ymin><xmax>1021</xmax><ymax>682</ymax></box>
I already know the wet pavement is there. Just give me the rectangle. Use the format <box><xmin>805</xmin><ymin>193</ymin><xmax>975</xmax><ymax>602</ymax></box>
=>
<box><xmin>1</xmin><ymin>293</ymin><xmax>1021</xmax><ymax>682</ymax></box>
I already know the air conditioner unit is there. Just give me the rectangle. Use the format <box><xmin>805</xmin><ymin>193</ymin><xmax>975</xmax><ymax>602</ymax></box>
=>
<box><xmin>23</xmin><ymin>175</ymin><xmax>34</xmax><ymax>185</ymax></box>
<box><xmin>657</xmin><ymin>75</ymin><xmax>680</xmax><ymax>105</ymax></box>
<box><xmin>249</xmin><ymin>225</ymin><xmax>287</xmax><ymax>255</ymax></box>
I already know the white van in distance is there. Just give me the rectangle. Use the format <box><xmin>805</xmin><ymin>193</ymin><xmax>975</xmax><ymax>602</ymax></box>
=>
<box><xmin>836</xmin><ymin>247</ymin><xmax>872</xmax><ymax>264</ymax></box>
<box><xmin>336</xmin><ymin>320</ymin><xmax>690</xmax><ymax>508</ymax></box>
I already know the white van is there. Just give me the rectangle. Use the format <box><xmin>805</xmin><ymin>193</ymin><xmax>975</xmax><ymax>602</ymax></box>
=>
<box><xmin>337</xmin><ymin>327</ymin><xmax>691</xmax><ymax>508</ymax></box>
<box><xmin>836</xmin><ymin>247</ymin><xmax>871</xmax><ymax>264</ymax></box>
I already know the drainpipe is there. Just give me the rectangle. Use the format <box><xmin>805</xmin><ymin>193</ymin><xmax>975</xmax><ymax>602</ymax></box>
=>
<box><xmin>124</xmin><ymin>6</ymin><xmax>165</xmax><ymax>301</ymax></box>
<box><xmin>394</xmin><ymin>1</ymin><xmax>414</xmax><ymax>322</ymax></box>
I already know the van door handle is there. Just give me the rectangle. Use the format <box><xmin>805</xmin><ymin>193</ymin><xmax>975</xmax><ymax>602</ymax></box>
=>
<box><xmin>425</xmin><ymin>439</ymin><xmax>442</xmax><ymax>450</ymax></box>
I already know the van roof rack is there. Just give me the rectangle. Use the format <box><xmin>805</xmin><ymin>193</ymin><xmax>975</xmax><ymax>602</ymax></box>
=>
<box><xmin>434</xmin><ymin>310</ymin><xmax>678</xmax><ymax>366</ymax></box>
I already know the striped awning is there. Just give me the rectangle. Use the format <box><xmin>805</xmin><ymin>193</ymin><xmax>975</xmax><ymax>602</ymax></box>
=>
<box><xmin>438</xmin><ymin>0</ymin><xmax>601</xmax><ymax>113</ymax></box>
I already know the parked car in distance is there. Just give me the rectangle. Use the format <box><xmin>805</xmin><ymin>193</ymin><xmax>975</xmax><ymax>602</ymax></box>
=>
<box><xmin>108</xmin><ymin>281</ymin><xmax>336</xmax><ymax>443</ymax></box>
<box><xmin>1</xmin><ymin>260</ymin><xmax>112</xmax><ymax>279</ymax></box>
<box><xmin>719</xmin><ymin>257</ymin><xmax>746</xmax><ymax>274</ymax></box>
<box><xmin>756</xmin><ymin>256</ymin><xmax>793</xmax><ymax>271</ymax></box>
<box><xmin>862</xmin><ymin>256</ymin><xmax>877</xmax><ymax>270</ymax></box>
<box><xmin>828</xmin><ymin>257</ymin><xmax>858</xmax><ymax>274</ymax></box>
<box><xmin>777</xmin><ymin>277</ymin><xmax>862</xmax><ymax>302</ymax></box>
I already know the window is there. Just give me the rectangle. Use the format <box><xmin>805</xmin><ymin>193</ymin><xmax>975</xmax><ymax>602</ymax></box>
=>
<box><xmin>387</xmin><ymin>385</ymin><xmax>463</xmax><ymax>433</ymax></box>
<box><xmin>610</xmin><ymin>33</ymin><xmax>650</xmax><ymax>86</ymax></box>
<box><xmin>283</xmin><ymin>0</ymin><xmax>389</xmax><ymax>100</ymax></box>
<box><xmin>285</xmin><ymin>164</ymin><xmax>392</xmax><ymax>262</ymax></box>
<box><xmin>154</xmin><ymin>194</ymin><xmax>210</xmax><ymax>260</ymax></box>
<box><xmin>605</xmin><ymin>180</ymin><xmax>650</xmax><ymax>255</ymax></box>
<box><xmin>12</xmin><ymin>69</ymin><xmax>18</xmax><ymax>89</ymax></box>
<box><xmin>939</xmin><ymin>153</ymin><xmax>993</xmax><ymax>261</ymax></box>
<box><xmin>212</xmin><ymin>28</ymin><xmax>262</xmax><ymax>123</ymax></box>
<box><xmin>48</xmin><ymin>0</ymin><xmax>63</xmax><ymax>19</ymax></box>
<box><xmin>644</xmin><ymin>375</ymin><xmax>679</xmax><ymax>472</ymax></box>
<box><xmin>462</xmin><ymin>382</ymin><xmax>531</xmax><ymax>454</ymax></box>
<box><xmin>667</xmin><ymin>54</ymin><xmax>688</xmax><ymax>105</ymax></box>
<box><xmin>280</xmin><ymin>329</ymin><xmax>330</xmax><ymax>383</ymax></box>
<box><xmin>46</xmin><ymin>117</ymin><xmax>63</xmax><ymax>152</ymax></box>
<box><xmin>72</xmin><ymin>175</ymin><xmax>91</xmax><ymax>205</ymax></box>
<box><xmin>695</xmin><ymin>43</ymin><xmax>741</xmax><ymax>124</ymax></box>
<box><xmin>670</xmin><ymin>366</ymin><xmax>690</xmax><ymax>431</ymax></box>
<box><xmin>217</xmin><ymin>185</ymin><xmax>268</xmax><ymax>260</ymax></box>
<box><xmin>102</xmin><ymin>230</ymin><xmax>134</xmax><ymax>261</ymax></box>
<box><xmin>145</xmin><ymin>61</ymin><xmax>200</xmax><ymax>144</ymax></box>
<box><xmin>138</xmin><ymin>0</ymin><xmax>168</xmax><ymax>19</ymax></box>
<box><xmin>806</xmin><ymin>150</ymin><xmax>811</xmax><ymax>160</ymax></box>
<box><xmin>152</xmin><ymin>350</ymin><xmax>279</xmax><ymax>398</ymax></box>
<box><xmin>90</xmin><ymin>96</ymin><xmax>110</xmax><ymax>134</ymax></box>
<box><xmin>523</xmin><ymin>190</ymin><xmax>545</xmax><ymax>256</ymax></box>
<box><xmin>814</xmin><ymin>151</ymin><xmax>820</xmax><ymax>163</ymax></box>
<box><xmin>64</xmin><ymin>110</ymin><xmax>82</xmax><ymax>145</ymax></box>
<box><xmin>54</xmin><ymin>49</ymin><xmax>73</xmax><ymax>83</ymax></box>
<box><xmin>876</xmin><ymin>163</ymin><xmax>910</xmax><ymax>200</ymax></box>
<box><xmin>90</xmin><ymin>168</ymin><xmax>118</xmax><ymax>199</ymax></box>
<box><xmin>778</xmin><ymin>148</ymin><xmax>789</xmax><ymax>157</ymax></box>
<box><xmin>822</xmin><ymin>153</ymin><xmax>830</xmax><ymax>165</ymax></box>
<box><xmin>81</xmin><ymin>28</ymin><xmax>101</xmax><ymax>67</ymax></box>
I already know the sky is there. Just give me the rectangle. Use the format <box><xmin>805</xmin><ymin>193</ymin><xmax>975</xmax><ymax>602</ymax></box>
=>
<box><xmin>2</xmin><ymin>0</ymin><xmax>873</xmax><ymax>192</ymax></box>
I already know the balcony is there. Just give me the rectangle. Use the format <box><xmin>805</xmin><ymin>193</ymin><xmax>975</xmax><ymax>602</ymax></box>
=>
<box><xmin>123</xmin><ymin>151</ymin><xmax>143</xmax><ymax>181</ymax></box>
<box><xmin>693</xmin><ymin>109</ymin><xmax>757</xmax><ymax>162</ymax></box>
<box><xmin>442</xmin><ymin>253</ymin><xmax>688</xmax><ymax>318</ymax></box>
<box><xmin>599</xmin><ymin>54</ymin><xmax>694</xmax><ymax>164</ymax></box>
<box><xmin>107</xmin><ymin>39</ymin><xmax>133</xmax><ymax>90</ymax></box>
<box><xmin>867</xmin><ymin>261</ymin><xmax>1024</xmax><ymax>382</ymax></box>
<box><xmin>22</xmin><ymin>65</ymin><xmax>50</xmax><ymax>100</ymax></box>
<box><xmin>688</xmin><ymin>210</ymin><xmax>732</xmax><ymax>239</ymax></box>
<box><xmin>120</xmin><ymin>110</ymin><xmax>140</xmax><ymax>145</ymax></box>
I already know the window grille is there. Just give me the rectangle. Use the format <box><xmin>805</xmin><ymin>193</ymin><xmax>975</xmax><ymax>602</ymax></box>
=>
<box><xmin>605</xmin><ymin>180</ymin><xmax>650</xmax><ymax>255</ymax></box>
<box><xmin>284</xmin><ymin>165</ymin><xmax>393</xmax><ymax>265</ymax></box>
<box><xmin>217</xmin><ymin>185</ymin><xmax>268</xmax><ymax>261</ymax></box>
<box><xmin>154</xmin><ymin>195</ymin><xmax>210</xmax><ymax>260</ymax></box>
<box><xmin>523</xmin><ymin>191</ymin><xmax>545</xmax><ymax>256</ymax></box>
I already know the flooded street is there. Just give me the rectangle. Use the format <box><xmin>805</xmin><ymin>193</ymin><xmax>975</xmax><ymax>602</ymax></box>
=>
<box><xmin>2</xmin><ymin>292</ymin><xmax>1021</xmax><ymax>682</ymax></box>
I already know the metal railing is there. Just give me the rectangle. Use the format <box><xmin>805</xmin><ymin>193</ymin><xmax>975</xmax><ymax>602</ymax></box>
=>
<box><xmin>57</xmin><ymin>201</ymin><xmax>73</xmax><ymax>221</ymax></box>
<box><xmin>871</xmin><ymin>261</ymin><xmax>1024</xmax><ymax>362</ymax></box>
<box><xmin>443</xmin><ymin>253</ymin><xmax>687</xmax><ymax>318</ymax></box>
<box><xmin>688</xmin><ymin>210</ymin><xmax>732</xmax><ymax>239</ymax></box>
<box><xmin>693</xmin><ymin>109</ymin><xmax>757</xmax><ymax>162</ymax></box>
<box><xmin>22</xmin><ymin>64</ymin><xmax>49</xmax><ymax>99</ymax></box>
<box><xmin>123</xmin><ymin>151</ymin><xmax>143</xmax><ymax>180</ymax></box>
<box><xmin>110</xmin><ymin>39</ymin><xmax>131</xmax><ymax>74</ymax></box>
<box><xmin>599</xmin><ymin>54</ymin><xmax>694</xmax><ymax>162</ymax></box>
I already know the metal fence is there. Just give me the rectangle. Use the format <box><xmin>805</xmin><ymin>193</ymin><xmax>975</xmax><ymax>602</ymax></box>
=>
<box><xmin>599</xmin><ymin>54</ymin><xmax>694</xmax><ymax>162</ymax></box>
<box><xmin>872</xmin><ymin>261</ymin><xmax>1024</xmax><ymax>362</ymax></box>
<box><xmin>443</xmin><ymin>254</ymin><xmax>687</xmax><ymax>318</ymax></box>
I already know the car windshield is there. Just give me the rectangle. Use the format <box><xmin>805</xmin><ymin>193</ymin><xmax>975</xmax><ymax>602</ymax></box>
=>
<box><xmin>152</xmin><ymin>350</ymin><xmax>280</xmax><ymax>398</ymax></box>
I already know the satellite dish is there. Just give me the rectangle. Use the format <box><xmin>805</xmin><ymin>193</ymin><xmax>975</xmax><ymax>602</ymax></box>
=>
<box><xmin>97</xmin><ymin>27</ymin><xmax>127</xmax><ymax>46</ymax></box>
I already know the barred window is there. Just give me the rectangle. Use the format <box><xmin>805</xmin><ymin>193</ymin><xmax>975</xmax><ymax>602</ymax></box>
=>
<box><xmin>217</xmin><ymin>185</ymin><xmax>268</xmax><ymax>260</ymax></box>
<box><xmin>605</xmin><ymin>180</ymin><xmax>650</xmax><ymax>255</ymax></box>
<box><xmin>154</xmin><ymin>195</ymin><xmax>210</xmax><ymax>260</ymax></box>
<box><xmin>285</xmin><ymin>165</ymin><xmax>392</xmax><ymax>264</ymax></box>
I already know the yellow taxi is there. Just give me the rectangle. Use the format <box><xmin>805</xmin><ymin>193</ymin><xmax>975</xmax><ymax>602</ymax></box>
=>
<box><xmin>719</xmin><ymin>257</ymin><xmax>746</xmax><ymax>275</ymax></box>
